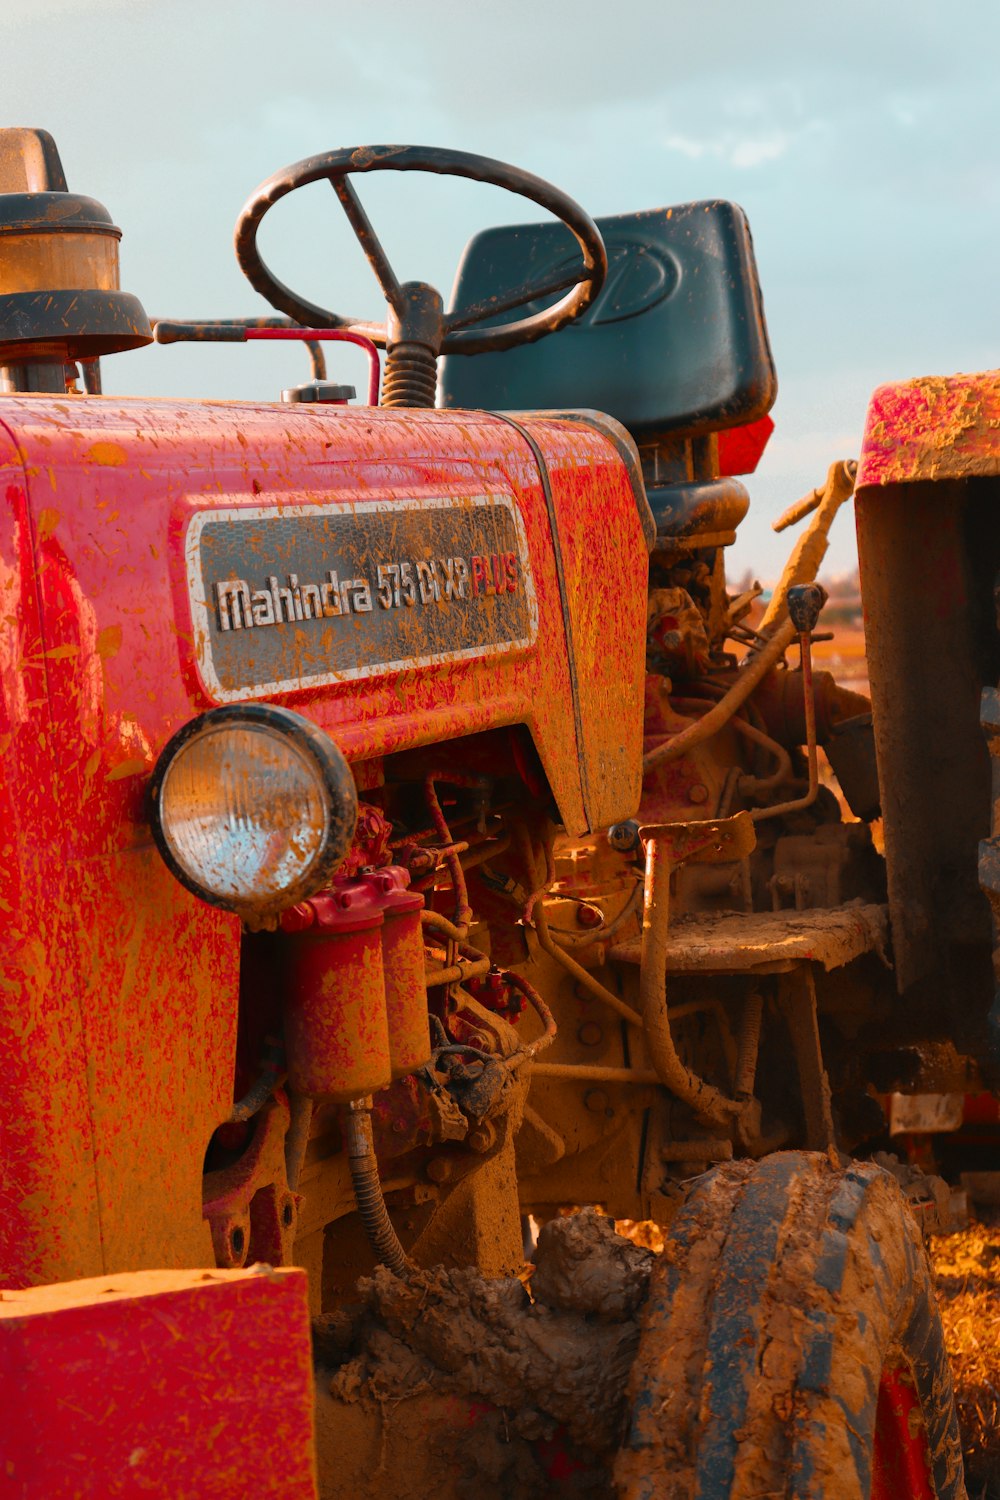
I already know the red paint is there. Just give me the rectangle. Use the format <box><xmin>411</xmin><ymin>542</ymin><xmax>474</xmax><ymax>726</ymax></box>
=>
<box><xmin>470</xmin><ymin>554</ymin><xmax>489</xmax><ymax>595</ymax></box>
<box><xmin>0</xmin><ymin>1266</ymin><xmax>317</xmax><ymax>1498</ymax></box>
<box><xmin>244</xmin><ymin>327</ymin><xmax>381</xmax><ymax>406</ymax></box>
<box><xmin>871</xmin><ymin>1366</ymin><xmax>935</xmax><ymax>1500</ymax></box>
<box><xmin>536</xmin><ymin>1430</ymin><xmax>590</xmax><ymax>1482</ymax></box>
<box><xmin>457</xmin><ymin>1402</ymin><xmax>592</xmax><ymax>1486</ymax></box>
<box><xmin>716</xmin><ymin>413</ymin><xmax>774</xmax><ymax>476</ymax></box>
<box><xmin>962</xmin><ymin>1091</ymin><xmax>1000</xmax><ymax>1125</ymax></box>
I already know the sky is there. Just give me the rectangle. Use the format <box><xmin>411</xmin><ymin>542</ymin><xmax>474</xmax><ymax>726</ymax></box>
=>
<box><xmin>6</xmin><ymin>0</ymin><xmax>999</xmax><ymax>577</ymax></box>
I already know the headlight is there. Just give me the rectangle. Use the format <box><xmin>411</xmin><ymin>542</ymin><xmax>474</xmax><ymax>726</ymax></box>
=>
<box><xmin>149</xmin><ymin>704</ymin><xmax>358</xmax><ymax>921</ymax></box>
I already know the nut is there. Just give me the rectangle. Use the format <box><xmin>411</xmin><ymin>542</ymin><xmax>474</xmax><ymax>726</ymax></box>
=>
<box><xmin>467</xmin><ymin>1121</ymin><xmax>497</xmax><ymax>1153</ymax></box>
<box><xmin>583</xmin><ymin>1088</ymin><xmax>610</xmax><ymax>1115</ymax></box>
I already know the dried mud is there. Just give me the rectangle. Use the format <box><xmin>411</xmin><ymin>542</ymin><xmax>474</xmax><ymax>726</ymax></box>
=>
<box><xmin>313</xmin><ymin>1207</ymin><xmax>653</xmax><ymax>1499</ymax></box>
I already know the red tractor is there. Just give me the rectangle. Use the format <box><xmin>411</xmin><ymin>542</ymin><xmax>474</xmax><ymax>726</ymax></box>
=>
<box><xmin>0</xmin><ymin>127</ymin><xmax>992</xmax><ymax>1497</ymax></box>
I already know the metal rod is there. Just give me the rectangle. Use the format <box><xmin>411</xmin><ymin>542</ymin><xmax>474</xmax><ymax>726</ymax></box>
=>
<box><xmin>330</xmin><ymin>176</ymin><xmax>405</xmax><ymax>315</ymax></box>
<box><xmin>244</xmin><ymin>327</ymin><xmax>381</xmax><ymax>405</ymax></box>
<box><xmin>424</xmin><ymin>953</ymin><xmax>492</xmax><ymax>988</ymax></box>
<box><xmin>531</xmin><ymin>1062</ymin><xmax>659</xmax><ymax>1085</ymax></box>
<box><xmin>152</xmin><ymin>317</ymin><xmax>329</xmax><ymax>380</ymax></box>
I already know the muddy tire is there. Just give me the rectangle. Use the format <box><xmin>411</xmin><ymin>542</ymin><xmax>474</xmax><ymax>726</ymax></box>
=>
<box><xmin>615</xmin><ymin>1152</ymin><xmax>966</xmax><ymax>1500</ymax></box>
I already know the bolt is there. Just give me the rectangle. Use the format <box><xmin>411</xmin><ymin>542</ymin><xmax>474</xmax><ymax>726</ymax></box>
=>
<box><xmin>688</xmin><ymin>783</ymin><xmax>709</xmax><ymax>805</ymax></box>
<box><xmin>584</xmin><ymin>1088</ymin><xmax>610</xmax><ymax>1114</ymax></box>
<box><xmin>577</xmin><ymin>1021</ymin><xmax>604</xmax><ymax>1048</ymax></box>
<box><xmin>426</xmin><ymin>1157</ymin><xmax>453</xmax><ymax>1184</ymax></box>
<box><xmin>576</xmin><ymin>902</ymin><xmax>604</xmax><ymax>929</ymax></box>
<box><xmin>608</xmin><ymin>820</ymin><xmax>640</xmax><ymax>854</ymax></box>
<box><xmin>467</xmin><ymin>1121</ymin><xmax>497</xmax><ymax>1153</ymax></box>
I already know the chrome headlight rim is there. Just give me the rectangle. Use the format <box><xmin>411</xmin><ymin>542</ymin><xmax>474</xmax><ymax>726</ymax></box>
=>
<box><xmin>148</xmin><ymin>702</ymin><xmax>358</xmax><ymax>919</ymax></box>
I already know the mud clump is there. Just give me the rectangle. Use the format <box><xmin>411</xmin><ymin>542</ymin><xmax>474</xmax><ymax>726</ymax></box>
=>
<box><xmin>530</xmin><ymin>1208</ymin><xmax>654</xmax><ymax>1322</ymax></box>
<box><xmin>313</xmin><ymin>1208</ymin><xmax>654</xmax><ymax>1500</ymax></box>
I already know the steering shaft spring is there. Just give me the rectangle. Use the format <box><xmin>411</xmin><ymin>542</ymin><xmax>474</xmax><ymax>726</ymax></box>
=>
<box><xmin>381</xmin><ymin>343</ymin><xmax>439</xmax><ymax>408</ymax></box>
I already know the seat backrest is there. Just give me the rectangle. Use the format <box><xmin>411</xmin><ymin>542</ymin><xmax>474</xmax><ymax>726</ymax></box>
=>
<box><xmin>439</xmin><ymin>200</ymin><xmax>777</xmax><ymax>441</ymax></box>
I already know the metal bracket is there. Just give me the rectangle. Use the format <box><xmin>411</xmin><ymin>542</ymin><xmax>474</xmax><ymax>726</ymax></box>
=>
<box><xmin>203</xmin><ymin>1092</ymin><xmax>301</xmax><ymax>1269</ymax></box>
<box><xmin>639</xmin><ymin>810</ymin><xmax>756</xmax><ymax>868</ymax></box>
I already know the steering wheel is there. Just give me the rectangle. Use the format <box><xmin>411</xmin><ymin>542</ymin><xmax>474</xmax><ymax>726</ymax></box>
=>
<box><xmin>234</xmin><ymin>145</ymin><xmax>607</xmax><ymax>360</ymax></box>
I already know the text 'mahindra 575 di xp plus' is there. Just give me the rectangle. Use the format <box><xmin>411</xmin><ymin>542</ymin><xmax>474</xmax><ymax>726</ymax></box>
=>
<box><xmin>1</xmin><ymin>128</ymin><xmax>997</xmax><ymax>1498</ymax></box>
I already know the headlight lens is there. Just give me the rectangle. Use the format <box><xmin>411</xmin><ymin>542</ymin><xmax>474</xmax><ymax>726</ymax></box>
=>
<box><xmin>149</xmin><ymin>704</ymin><xmax>357</xmax><ymax>920</ymax></box>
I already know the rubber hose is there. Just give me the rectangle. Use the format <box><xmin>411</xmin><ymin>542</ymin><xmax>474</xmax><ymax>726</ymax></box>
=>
<box><xmin>344</xmin><ymin>1100</ymin><xmax>410</xmax><ymax>1277</ymax></box>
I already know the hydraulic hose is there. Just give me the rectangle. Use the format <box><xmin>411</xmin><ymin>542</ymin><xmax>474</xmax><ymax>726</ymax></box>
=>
<box><xmin>670</xmin><ymin>698</ymin><xmax>793</xmax><ymax>794</ymax></box>
<box><xmin>639</xmin><ymin>833</ymin><xmax>743</xmax><ymax>1128</ymax></box>
<box><xmin>534</xmin><ymin>902</ymin><xmax>643</xmax><ymax>1027</ymax></box>
<box><xmin>642</xmin><ymin>619</ymin><xmax>796</xmax><ymax>773</ymax></box>
<box><xmin>228</xmin><ymin>1038</ymin><xmax>287</xmax><ymax>1123</ymax></box>
<box><xmin>343</xmin><ymin>1097</ymin><xmax>410</xmax><ymax>1277</ymax></box>
<box><xmin>502</xmin><ymin>969</ymin><xmax>558</xmax><ymax>1067</ymax></box>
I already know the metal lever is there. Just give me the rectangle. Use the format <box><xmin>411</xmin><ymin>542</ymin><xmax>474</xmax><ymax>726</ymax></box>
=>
<box><xmin>751</xmin><ymin>583</ymin><xmax>829</xmax><ymax>825</ymax></box>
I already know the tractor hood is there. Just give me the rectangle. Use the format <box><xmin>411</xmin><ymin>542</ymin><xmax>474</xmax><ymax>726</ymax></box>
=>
<box><xmin>0</xmin><ymin>397</ymin><xmax>651</xmax><ymax>845</ymax></box>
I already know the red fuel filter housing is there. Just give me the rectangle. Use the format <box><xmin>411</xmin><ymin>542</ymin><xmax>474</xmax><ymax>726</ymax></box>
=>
<box><xmin>280</xmin><ymin>865</ymin><xmax>428</xmax><ymax>1101</ymax></box>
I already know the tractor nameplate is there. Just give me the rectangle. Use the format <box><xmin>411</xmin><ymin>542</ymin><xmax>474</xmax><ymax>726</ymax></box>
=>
<box><xmin>185</xmin><ymin>494</ymin><xmax>537</xmax><ymax>701</ymax></box>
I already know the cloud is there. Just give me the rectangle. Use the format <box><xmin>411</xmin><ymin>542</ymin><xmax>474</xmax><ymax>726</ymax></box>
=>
<box><xmin>660</xmin><ymin>129</ymin><xmax>793</xmax><ymax>168</ymax></box>
<box><xmin>659</xmin><ymin>109</ymin><xmax>833</xmax><ymax>171</ymax></box>
<box><xmin>731</xmin><ymin>133</ymin><xmax>793</xmax><ymax>169</ymax></box>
